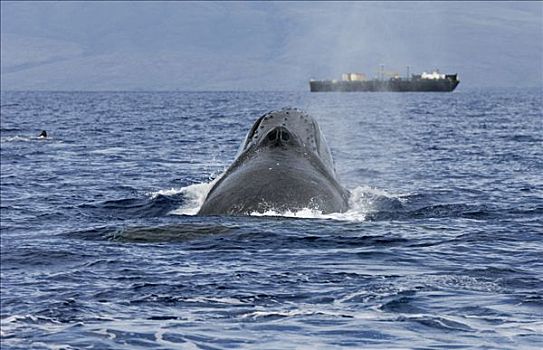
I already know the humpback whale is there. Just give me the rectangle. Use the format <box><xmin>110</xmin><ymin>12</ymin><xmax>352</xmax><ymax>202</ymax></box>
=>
<box><xmin>198</xmin><ymin>109</ymin><xmax>349</xmax><ymax>215</ymax></box>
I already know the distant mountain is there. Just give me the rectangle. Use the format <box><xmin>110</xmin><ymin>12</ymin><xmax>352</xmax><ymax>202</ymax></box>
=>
<box><xmin>1</xmin><ymin>2</ymin><xmax>541</xmax><ymax>90</ymax></box>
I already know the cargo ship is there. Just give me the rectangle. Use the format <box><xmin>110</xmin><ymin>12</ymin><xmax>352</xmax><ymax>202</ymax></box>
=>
<box><xmin>309</xmin><ymin>69</ymin><xmax>459</xmax><ymax>92</ymax></box>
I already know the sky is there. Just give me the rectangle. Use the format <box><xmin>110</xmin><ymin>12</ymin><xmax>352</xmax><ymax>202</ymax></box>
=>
<box><xmin>1</xmin><ymin>1</ymin><xmax>542</xmax><ymax>91</ymax></box>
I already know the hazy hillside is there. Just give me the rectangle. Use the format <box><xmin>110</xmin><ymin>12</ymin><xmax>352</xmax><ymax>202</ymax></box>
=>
<box><xmin>1</xmin><ymin>2</ymin><xmax>541</xmax><ymax>90</ymax></box>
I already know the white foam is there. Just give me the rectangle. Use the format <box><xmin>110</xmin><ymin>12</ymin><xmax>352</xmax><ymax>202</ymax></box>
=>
<box><xmin>249</xmin><ymin>185</ymin><xmax>404</xmax><ymax>221</ymax></box>
<box><xmin>147</xmin><ymin>182</ymin><xmax>211</xmax><ymax>216</ymax></box>
<box><xmin>1</xmin><ymin>135</ymin><xmax>32</xmax><ymax>143</ymax></box>
<box><xmin>149</xmin><ymin>171</ymin><xmax>228</xmax><ymax>216</ymax></box>
<box><xmin>240</xmin><ymin>305</ymin><xmax>381</xmax><ymax>321</ymax></box>
<box><xmin>89</xmin><ymin>147</ymin><xmax>126</xmax><ymax>155</ymax></box>
<box><xmin>0</xmin><ymin>135</ymin><xmax>61</xmax><ymax>143</ymax></box>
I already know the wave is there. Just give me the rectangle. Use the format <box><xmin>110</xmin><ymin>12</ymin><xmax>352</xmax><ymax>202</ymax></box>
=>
<box><xmin>80</xmin><ymin>179</ymin><xmax>530</xmax><ymax>225</ymax></box>
<box><xmin>0</xmin><ymin>135</ymin><xmax>56</xmax><ymax>143</ymax></box>
<box><xmin>79</xmin><ymin>193</ymin><xmax>186</xmax><ymax>219</ymax></box>
<box><xmin>0</xmin><ymin>127</ymin><xmax>22</xmax><ymax>132</ymax></box>
<box><xmin>69</xmin><ymin>223</ymin><xmax>237</xmax><ymax>242</ymax></box>
<box><xmin>89</xmin><ymin>180</ymin><xmax>493</xmax><ymax>222</ymax></box>
<box><xmin>164</xmin><ymin>181</ymin><xmax>490</xmax><ymax>222</ymax></box>
<box><xmin>164</xmin><ymin>182</ymin><xmax>405</xmax><ymax>222</ymax></box>
<box><xmin>1</xmin><ymin>135</ymin><xmax>34</xmax><ymax>143</ymax></box>
<box><xmin>149</xmin><ymin>182</ymin><xmax>214</xmax><ymax>216</ymax></box>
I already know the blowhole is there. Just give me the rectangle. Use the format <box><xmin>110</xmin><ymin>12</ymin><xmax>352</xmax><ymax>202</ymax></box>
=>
<box><xmin>268</xmin><ymin>130</ymin><xmax>278</xmax><ymax>141</ymax></box>
<box><xmin>282</xmin><ymin>132</ymin><xmax>290</xmax><ymax>141</ymax></box>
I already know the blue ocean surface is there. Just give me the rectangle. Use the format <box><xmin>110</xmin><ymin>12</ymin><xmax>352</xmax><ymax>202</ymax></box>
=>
<box><xmin>1</xmin><ymin>90</ymin><xmax>542</xmax><ymax>349</ymax></box>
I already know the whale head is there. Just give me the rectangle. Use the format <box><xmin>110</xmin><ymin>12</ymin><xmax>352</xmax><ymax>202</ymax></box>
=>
<box><xmin>239</xmin><ymin>108</ymin><xmax>336</xmax><ymax>175</ymax></box>
<box><xmin>198</xmin><ymin>109</ymin><xmax>348</xmax><ymax>215</ymax></box>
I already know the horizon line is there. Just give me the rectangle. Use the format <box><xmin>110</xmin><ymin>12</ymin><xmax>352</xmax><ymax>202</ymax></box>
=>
<box><xmin>1</xmin><ymin>86</ymin><xmax>543</xmax><ymax>94</ymax></box>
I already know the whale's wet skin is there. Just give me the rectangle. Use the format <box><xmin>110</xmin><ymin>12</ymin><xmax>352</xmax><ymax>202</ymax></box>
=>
<box><xmin>1</xmin><ymin>90</ymin><xmax>542</xmax><ymax>349</ymax></box>
<box><xmin>198</xmin><ymin>109</ymin><xmax>349</xmax><ymax>215</ymax></box>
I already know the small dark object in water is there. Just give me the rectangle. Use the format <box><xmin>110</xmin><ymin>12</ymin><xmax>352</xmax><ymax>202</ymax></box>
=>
<box><xmin>39</xmin><ymin>130</ymin><xmax>47</xmax><ymax>138</ymax></box>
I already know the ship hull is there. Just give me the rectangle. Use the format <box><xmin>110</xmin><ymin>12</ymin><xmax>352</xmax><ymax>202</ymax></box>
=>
<box><xmin>309</xmin><ymin>78</ymin><xmax>459</xmax><ymax>92</ymax></box>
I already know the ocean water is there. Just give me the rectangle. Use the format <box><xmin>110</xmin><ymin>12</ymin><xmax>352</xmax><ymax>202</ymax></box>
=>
<box><xmin>1</xmin><ymin>89</ymin><xmax>542</xmax><ymax>349</ymax></box>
